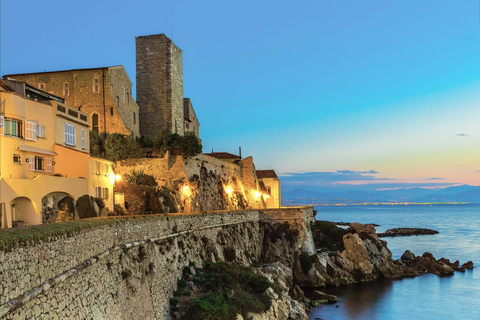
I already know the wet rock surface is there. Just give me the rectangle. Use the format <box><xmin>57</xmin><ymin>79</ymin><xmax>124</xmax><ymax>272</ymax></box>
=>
<box><xmin>378</xmin><ymin>228</ymin><xmax>439</xmax><ymax>237</ymax></box>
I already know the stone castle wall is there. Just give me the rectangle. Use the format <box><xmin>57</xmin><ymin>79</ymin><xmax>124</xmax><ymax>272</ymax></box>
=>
<box><xmin>116</xmin><ymin>154</ymin><xmax>264</xmax><ymax>213</ymax></box>
<box><xmin>0</xmin><ymin>207</ymin><xmax>314</xmax><ymax>320</ymax></box>
<box><xmin>136</xmin><ymin>34</ymin><xmax>185</xmax><ymax>140</ymax></box>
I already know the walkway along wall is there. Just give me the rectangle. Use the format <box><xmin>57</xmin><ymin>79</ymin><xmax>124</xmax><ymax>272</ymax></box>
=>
<box><xmin>0</xmin><ymin>207</ymin><xmax>314</xmax><ymax>319</ymax></box>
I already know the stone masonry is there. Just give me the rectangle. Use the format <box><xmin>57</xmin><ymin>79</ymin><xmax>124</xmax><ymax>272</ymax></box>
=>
<box><xmin>4</xmin><ymin>66</ymin><xmax>141</xmax><ymax>138</ymax></box>
<box><xmin>136</xmin><ymin>34</ymin><xmax>185</xmax><ymax>139</ymax></box>
<box><xmin>0</xmin><ymin>207</ymin><xmax>314</xmax><ymax>320</ymax></box>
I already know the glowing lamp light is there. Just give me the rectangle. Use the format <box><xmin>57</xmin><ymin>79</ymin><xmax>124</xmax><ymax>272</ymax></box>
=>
<box><xmin>182</xmin><ymin>185</ymin><xmax>190</xmax><ymax>192</ymax></box>
<box><xmin>115</xmin><ymin>174</ymin><xmax>121</xmax><ymax>181</ymax></box>
<box><xmin>225</xmin><ymin>187</ymin><xmax>233</xmax><ymax>196</ymax></box>
<box><xmin>264</xmin><ymin>194</ymin><xmax>270</xmax><ymax>199</ymax></box>
<box><xmin>254</xmin><ymin>191</ymin><xmax>261</xmax><ymax>199</ymax></box>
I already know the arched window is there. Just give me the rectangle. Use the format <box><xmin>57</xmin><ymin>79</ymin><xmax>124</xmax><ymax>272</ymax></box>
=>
<box><xmin>92</xmin><ymin>113</ymin><xmax>99</xmax><ymax>133</ymax></box>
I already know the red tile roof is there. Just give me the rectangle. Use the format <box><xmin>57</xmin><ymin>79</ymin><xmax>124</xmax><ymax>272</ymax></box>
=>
<box><xmin>206</xmin><ymin>152</ymin><xmax>241</xmax><ymax>160</ymax></box>
<box><xmin>256</xmin><ymin>170</ymin><xmax>278</xmax><ymax>179</ymax></box>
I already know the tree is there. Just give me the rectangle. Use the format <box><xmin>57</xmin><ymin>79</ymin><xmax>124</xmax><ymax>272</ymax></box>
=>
<box><xmin>153</xmin><ymin>130</ymin><xmax>202</xmax><ymax>158</ymax></box>
<box><xmin>180</xmin><ymin>132</ymin><xmax>202</xmax><ymax>158</ymax></box>
<box><xmin>105</xmin><ymin>133</ymin><xmax>142</xmax><ymax>161</ymax></box>
<box><xmin>90</xmin><ymin>130</ymin><xmax>105</xmax><ymax>157</ymax></box>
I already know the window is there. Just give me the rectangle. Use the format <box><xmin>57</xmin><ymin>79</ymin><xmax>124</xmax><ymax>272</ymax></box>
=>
<box><xmin>92</xmin><ymin>113</ymin><xmax>99</xmax><ymax>133</ymax></box>
<box><xmin>104</xmin><ymin>187</ymin><xmax>109</xmax><ymax>200</ymax></box>
<box><xmin>93</xmin><ymin>78</ymin><xmax>100</xmax><ymax>93</ymax></box>
<box><xmin>68</xmin><ymin>109</ymin><xmax>78</xmax><ymax>118</ymax></box>
<box><xmin>3</xmin><ymin>118</ymin><xmax>23</xmax><ymax>138</ymax></box>
<box><xmin>121</xmin><ymin>87</ymin><xmax>125</xmax><ymax>101</ymax></box>
<box><xmin>37</xmin><ymin>125</ymin><xmax>46</xmax><ymax>138</ymax></box>
<box><xmin>0</xmin><ymin>115</ymin><xmax>4</xmax><ymax>127</ymax></box>
<box><xmin>46</xmin><ymin>158</ymin><xmax>53</xmax><ymax>173</ymax></box>
<box><xmin>95</xmin><ymin>161</ymin><xmax>101</xmax><ymax>174</ymax></box>
<box><xmin>81</xmin><ymin>129</ymin><xmax>85</xmax><ymax>149</ymax></box>
<box><xmin>25</xmin><ymin>121</ymin><xmax>37</xmax><ymax>141</ymax></box>
<box><xmin>110</xmin><ymin>107</ymin><xmax>114</xmax><ymax>116</ymax></box>
<box><xmin>64</xmin><ymin>123</ymin><xmax>75</xmax><ymax>146</ymax></box>
<box><xmin>38</xmin><ymin>83</ymin><xmax>45</xmax><ymax>90</ymax></box>
<box><xmin>63</xmin><ymin>82</ymin><xmax>69</xmax><ymax>96</ymax></box>
<box><xmin>29</xmin><ymin>156</ymin><xmax>44</xmax><ymax>171</ymax></box>
<box><xmin>127</xmin><ymin>92</ymin><xmax>130</xmax><ymax>105</ymax></box>
<box><xmin>13</xmin><ymin>154</ymin><xmax>21</xmax><ymax>164</ymax></box>
<box><xmin>94</xmin><ymin>186</ymin><xmax>108</xmax><ymax>199</ymax></box>
<box><xmin>57</xmin><ymin>105</ymin><xmax>66</xmax><ymax>113</ymax></box>
<box><xmin>105</xmin><ymin>164</ymin><xmax>110</xmax><ymax>176</ymax></box>
<box><xmin>133</xmin><ymin>112</ymin><xmax>136</xmax><ymax>125</ymax></box>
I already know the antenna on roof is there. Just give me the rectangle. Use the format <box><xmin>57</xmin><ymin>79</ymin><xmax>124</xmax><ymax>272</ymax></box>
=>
<box><xmin>211</xmin><ymin>148</ymin><xmax>214</xmax><ymax>154</ymax></box>
<box><xmin>239</xmin><ymin>146</ymin><xmax>242</xmax><ymax>158</ymax></box>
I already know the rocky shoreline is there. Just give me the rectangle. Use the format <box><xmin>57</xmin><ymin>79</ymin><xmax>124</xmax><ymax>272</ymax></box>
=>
<box><xmin>169</xmin><ymin>220</ymin><xmax>473</xmax><ymax>319</ymax></box>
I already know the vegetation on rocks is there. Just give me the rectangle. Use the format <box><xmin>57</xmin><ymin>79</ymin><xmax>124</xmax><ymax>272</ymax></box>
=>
<box><xmin>105</xmin><ymin>133</ymin><xmax>142</xmax><ymax>162</ymax></box>
<box><xmin>154</xmin><ymin>130</ymin><xmax>202</xmax><ymax>158</ymax></box>
<box><xmin>310</xmin><ymin>220</ymin><xmax>347</xmax><ymax>251</ymax></box>
<box><xmin>171</xmin><ymin>262</ymin><xmax>277</xmax><ymax>320</ymax></box>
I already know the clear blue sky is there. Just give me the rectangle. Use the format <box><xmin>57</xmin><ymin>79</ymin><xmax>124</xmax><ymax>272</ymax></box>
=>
<box><xmin>2</xmin><ymin>0</ymin><xmax>480</xmax><ymax>190</ymax></box>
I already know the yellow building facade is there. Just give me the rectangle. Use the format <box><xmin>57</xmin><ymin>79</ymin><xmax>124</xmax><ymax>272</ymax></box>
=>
<box><xmin>0</xmin><ymin>80</ymin><xmax>115</xmax><ymax>228</ymax></box>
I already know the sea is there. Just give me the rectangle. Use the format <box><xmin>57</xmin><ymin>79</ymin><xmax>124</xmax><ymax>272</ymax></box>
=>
<box><xmin>308</xmin><ymin>204</ymin><xmax>480</xmax><ymax>320</ymax></box>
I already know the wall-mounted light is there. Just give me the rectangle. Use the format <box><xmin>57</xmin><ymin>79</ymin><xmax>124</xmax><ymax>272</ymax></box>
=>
<box><xmin>225</xmin><ymin>187</ymin><xmax>233</xmax><ymax>196</ymax></box>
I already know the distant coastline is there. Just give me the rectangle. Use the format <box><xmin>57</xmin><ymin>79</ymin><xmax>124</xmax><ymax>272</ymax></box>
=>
<box><xmin>283</xmin><ymin>202</ymin><xmax>471</xmax><ymax>207</ymax></box>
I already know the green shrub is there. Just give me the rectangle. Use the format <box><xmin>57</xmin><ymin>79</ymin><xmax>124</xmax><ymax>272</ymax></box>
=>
<box><xmin>169</xmin><ymin>297</ymin><xmax>179</xmax><ymax>307</ymax></box>
<box><xmin>154</xmin><ymin>130</ymin><xmax>202</xmax><ymax>158</ymax></box>
<box><xmin>311</xmin><ymin>220</ymin><xmax>348</xmax><ymax>251</ymax></box>
<box><xmin>124</xmin><ymin>170</ymin><xmax>157</xmax><ymax>187</ymax></box>
<box><xmin>105</xmin><ymin>133</ymin><xmax>142</xmax><ymax>162</ymax></box>
<box><xmin>90</xmin><ymin>130</ymin><xmax>105</xmax><ymax>157</ymax></box>
<box><xmin>139</xmin><ymin>136</ymin><xmax>154</xmax><ymax>148</ymax></box>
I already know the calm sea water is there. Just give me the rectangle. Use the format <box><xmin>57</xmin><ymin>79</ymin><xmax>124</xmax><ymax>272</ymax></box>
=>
<box><xmin>309</xmin><ymin>204</ymin><xmax>480</xmax><ymax>320</ymax></box>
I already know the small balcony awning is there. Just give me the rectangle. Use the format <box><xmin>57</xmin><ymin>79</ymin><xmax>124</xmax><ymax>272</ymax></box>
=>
<box><xmin>17</xmin><ymin>145</ymin><xmax>57</xmax><ymax>156</ymax></box>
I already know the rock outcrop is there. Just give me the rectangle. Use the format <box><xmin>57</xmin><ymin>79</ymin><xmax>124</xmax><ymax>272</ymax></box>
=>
<box><xmin>378</xmin><ymin>228</ymin><xmax>439</xmax><ymax>237</ymax></box>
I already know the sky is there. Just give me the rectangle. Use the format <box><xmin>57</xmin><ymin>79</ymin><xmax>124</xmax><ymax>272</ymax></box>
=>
<box><xmin>1</xmin><ymin>0</ymin><xmax>480</xmax><ymax>192</ymax></box>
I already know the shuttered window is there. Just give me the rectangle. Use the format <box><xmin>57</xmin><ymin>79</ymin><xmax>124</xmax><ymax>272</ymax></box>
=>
<box><xmin>0</xmin><ymin>115</ymin><xmax>4</xmax><ymax>128</ymax></box>
<box><xmin>65</xmin><ymin>123</ymin><xmax>75</xmax><ymax>146</ymax></box>
<box><xmin>37</xmin><ymin>125</ymin><xmax>46</xmax><ymax>138</ymax></box>
<box><xmin>46</xmin><ymin>158</ymin><xmax>53</xmax><ymax>173</ymax></box>
<box><xmin>104</xmin><ymin>187</ymin><xmax>109</xmax><ymax>200</ymax></box>
<box><xmin>25</xmin><ymin>121</ymin><xmax>37</xmax><ymax>141</ymax></box>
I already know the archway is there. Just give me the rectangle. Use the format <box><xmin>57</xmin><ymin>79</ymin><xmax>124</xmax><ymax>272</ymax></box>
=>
<box><xmin>10</xmin><ymin>197</ymin><xmax>36</xmax><ymax>227</ymax></box>
<box><xmin>41</xmin><ymin>192</ymin><xmax>76</xmax><ymax>224</ymax></box>
<box><xmin>92</xmin><ymin>113</ymin><xmax>99</xmax><ymax>133</ymax></box>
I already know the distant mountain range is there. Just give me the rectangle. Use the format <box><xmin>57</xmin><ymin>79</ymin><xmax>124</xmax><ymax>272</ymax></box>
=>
<box><xmin>281</xmin><ymin>185</ymin><xmax>480</xmax><ymax>205</ymax></box>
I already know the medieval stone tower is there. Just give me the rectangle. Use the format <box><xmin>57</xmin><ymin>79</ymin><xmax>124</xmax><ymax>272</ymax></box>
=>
<box><xmin>136</xmin><ymin>34</ymin><xmax>185</xmax><ymax>140</ymax></box>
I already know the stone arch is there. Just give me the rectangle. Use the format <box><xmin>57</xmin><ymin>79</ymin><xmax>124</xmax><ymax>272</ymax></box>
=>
<box><xmin>41</xmin><ymin>192</ymin><xmax>77</xmax><ymax>224</ymax></box>
<box><xmin>10</xmin><ymin>197</ymin><xmax>35</xmax><ymax>227</ymax></box>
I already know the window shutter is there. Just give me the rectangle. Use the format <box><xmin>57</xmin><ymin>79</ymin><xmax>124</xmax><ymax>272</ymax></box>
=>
<box><xmin>28</xmin><ymin>156</ymin><xmax>35</xmax><ymax>171</ymax></box>
<box><xmin>46</xmin><ymin>158</ymin><xmax>53</xmax><ymax>173</ymax></box>
<box><xmin>104</xmin><ymin>188</ymin><xmax>109</xmax><ymax>200</ymax></box>
<box><xmin>0</xmin><ymin>116</ymin><xmax>4</xmax><ymax>127</ymax></box>
<box><xmin>82</xmin><ymin>129</ymin><xmax>85</xmax><ymax>149</ymax></box>
<box><xmin>33</xmin><ymin>123</ymin><xmax>37</xmax><ymax>141</ymax></box>
<box><xmin>25</xmin><ymin>121</ymin><xmax>32</xmax><ymax>140</ymax></box>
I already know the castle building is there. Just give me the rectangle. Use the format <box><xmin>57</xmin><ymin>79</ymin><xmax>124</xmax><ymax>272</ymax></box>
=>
<box><xmin>136</xmin><ymin>33</ymin><xmax>200</xmax><ymax>140</ymax></box>
<box><xmin>4</xmin><ymin>66</ymin><xmax>140</xmax><ymax>138</ymax></box>
<box><xmin>0</xmin><ymin>79</ymin><xmax>114</xmax><ymax>229</ymax></box>
<box><xmin>256</xmin><ymin>170</ymin><xmax>281</xmax><ymax>208</ymax></box>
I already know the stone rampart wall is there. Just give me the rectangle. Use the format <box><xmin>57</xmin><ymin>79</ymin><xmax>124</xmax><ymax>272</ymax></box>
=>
<box><xmin>0</xmin><ymin>207</ymin><xmax>314</xmax><ymax>319</ymax></box>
